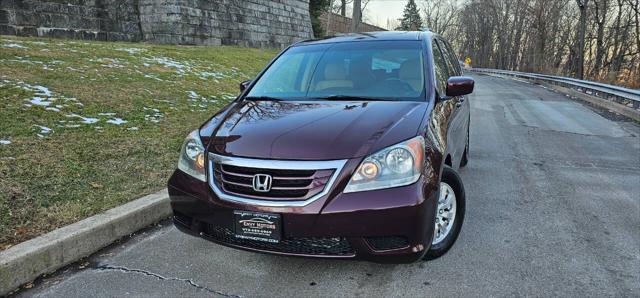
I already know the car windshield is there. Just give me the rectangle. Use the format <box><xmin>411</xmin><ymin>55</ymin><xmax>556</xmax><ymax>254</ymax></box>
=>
<box><xmin>247</xmin><ymin>41</ymin><xmax>425</xmax><ymax>101</ymax></box>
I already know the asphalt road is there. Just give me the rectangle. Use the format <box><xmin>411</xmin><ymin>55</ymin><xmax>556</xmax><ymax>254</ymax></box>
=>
<box><xmin>17</xmin><ymin>74</ymin><xmax>640</xmax><ymax>297</ymax></box>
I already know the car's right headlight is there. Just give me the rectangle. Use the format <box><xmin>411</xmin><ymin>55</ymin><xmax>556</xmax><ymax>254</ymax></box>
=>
<box><xmin>344</xmin><ymin>136</ymin><xmax>424</xmax><ymax>193</ymax></box>
<box><xmin>177</xmin><ymin>130</ymin><xmax>206</xmax><ymax>182</ymax></box>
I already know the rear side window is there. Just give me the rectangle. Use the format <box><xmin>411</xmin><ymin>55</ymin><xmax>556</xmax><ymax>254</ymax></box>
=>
<box><xmin>441</xmin><ymin>40</ymin><xmax>461</xmax><ymax>76</ymax></box>
<box><xmin>431</xmin><ymin>40</ymin><xmax>449</xmax><ymax>95</ymax></box>
<box><xmin>435</xmin><ymin>39</ymin><xmax>458</xmax><ymax>78</ymax></box>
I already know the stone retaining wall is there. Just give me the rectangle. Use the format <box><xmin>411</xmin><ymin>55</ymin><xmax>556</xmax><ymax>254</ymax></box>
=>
<box><xmin>0</xmin><ymin>0</ymin><xmax>313</xmax><ymax>48</ymax></box>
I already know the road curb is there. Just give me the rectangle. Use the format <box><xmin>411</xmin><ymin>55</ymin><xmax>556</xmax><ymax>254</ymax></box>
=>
<box><xmin>0</xmin><ymin>189</ymin><xmax>171</xmax><ymax>295</ymax></box>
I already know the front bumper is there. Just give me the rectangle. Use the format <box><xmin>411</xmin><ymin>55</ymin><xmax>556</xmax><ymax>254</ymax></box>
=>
<box><xmin>168</xmin><ymin>164</ymin><xmax>439</xmax><ymax>264</ymax></box>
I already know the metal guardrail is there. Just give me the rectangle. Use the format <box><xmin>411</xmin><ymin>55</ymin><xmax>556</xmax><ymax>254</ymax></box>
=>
<box><xmin>471</xmin><ymin>68</ymin><xmax>640</xmax><ymax>110</ymax></box>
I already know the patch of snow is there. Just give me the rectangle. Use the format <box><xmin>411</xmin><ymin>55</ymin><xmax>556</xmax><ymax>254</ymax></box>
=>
<box><xmin>6</xmin><ymin>58</ymin><xmax>63</xmax><ymax>70</ymax></box>
<box><xmin>33</xmin><ymin>125</ymin><xmax>53</xmax><ymax>136</ymax></box>
<box><xmin>29</xmin><ymin>97</ymin><xmax>52</xmax><ymax>106</ymax></box>
<box><xmin>143</xmin><ymin>74</ymin><xmax>163</xmax><ymax>81</ymax></box>
<box><xmin>144</xmin><ymin>107</ymin><xmax>164</xmax><ymax>123</ymax></box>
<box><xmin>66</xmin><ymin>114</ymin><xmax>99</xmax><ymax>124</ymax></box>
<box><xmin>3</xmin><ymin>43</ymin><xmax>27</xmax><ymax>49</ymax></box>
<box><xmin>89</xmin><ymin>58</ymin><xmax>127</xmax><ymax>69</ymax></box>
<box><xmin>98</xmin><ymin>112</ymin><xmax>116</xmax><ymax>116</ymax></box>
<box><xmin>199</xmin><ymin>71</ymin><xmax>226</xmax><ymax>80</ymax></box>
<box><xmin>221</xmin><ymin>93</ymin><xmax>237</xmax><ymax>100</ymax></box>
<box><xmin>6</xmin><ymin>81</ymin><xmax>81</xmax><ymax>115</ymax></box>
<box><xmin>188</xmin><ymin>91</ymin><xmax>199</xmax><ymax>99</ymax></box>
<box><xmin>106</xmin><ymin>118</ymin><xmax>127</xmax><ymax>125</ymax></box>
<box><xmin>152</xmin><ymin>98</ymin><xmax>173</xmax><ymax>104</ymax></box>
<box><xmin>127</xmin><ymin>127</ymin><xmax>139</xmax><ymax>131</ymax></box>
<box><xmin>34</xmin><ymin>85</ymin><xmax>53</xmax><ymax>97</ymax></box>
<box><xmin>0</xmin><ymin>139</ymin><xmax>11</xmax><ymax>145</ymax></box>
<box><xmin>143</xmin><ymin>57</ymin><xmax>191</xmax><ymax>75</ymax></box>
<box><xmin>116</xmin><ymin>47</ymin><xmax>146</xmax><ymax>55</ymax></box>
<box><xmin>152</xmin><ymin>57</ymin><xmax>186</xmax><ymax>69</ymax></box>
<box><xmin>9</xmin><ymin>58</ymin><xmax>44</xmax><ymax>65</ymax></box>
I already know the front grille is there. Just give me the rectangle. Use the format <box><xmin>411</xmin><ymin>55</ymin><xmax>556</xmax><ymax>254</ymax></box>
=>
<box><xmin>205</xmin><ymin>224</ymin><xmax>354</xmax><ymax>256</ymax></box>
<box><xmin>366</xmin><ymin>236</ymin><xmax>410</xmax><ymax>251</ymax></box>
<box><xmin>213</xmin><ymin>163</ymin><xmax>334</xmax><ymax>201</ymax></box>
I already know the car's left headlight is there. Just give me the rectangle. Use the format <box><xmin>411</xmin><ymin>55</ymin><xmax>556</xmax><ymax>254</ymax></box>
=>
<box><xmin>177</xmin><ymin>130</ymin><xmax>206</xmax><ymax>182</ymax></box>
<box><xmin>344</xmin><ymin>136</ymin><xmax>424</xmax><ymax>193</ymax></box>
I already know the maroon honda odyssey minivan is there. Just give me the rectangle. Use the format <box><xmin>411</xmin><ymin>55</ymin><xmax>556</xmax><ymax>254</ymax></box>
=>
<box><xmin>168</xmin><ymin>31</ymin><xmax>473</xmax><ymax>263</ymax></box>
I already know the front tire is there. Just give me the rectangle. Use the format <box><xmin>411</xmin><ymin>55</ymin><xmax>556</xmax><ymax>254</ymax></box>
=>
<box><xmin>423</xmin><ymin>166</ymin><xmax>466</xmax><ymax>260</ymax></box>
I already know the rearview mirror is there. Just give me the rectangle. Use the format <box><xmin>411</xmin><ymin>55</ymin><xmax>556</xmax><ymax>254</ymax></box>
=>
<box><xmin>239</xmin><ymin>80</ymin><xmax>252</xmax><ymax>92</ymax></box>
<box><xmin>446</xmin><ymin>76</ymin><xmax>474</xmax><ymax>97</ymax></box>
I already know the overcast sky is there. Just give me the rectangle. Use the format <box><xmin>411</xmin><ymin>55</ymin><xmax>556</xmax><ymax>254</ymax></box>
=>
<box><xmin>362</xmin><ymin>1</ymin><xmax>407</xmax><ymax>29</ymax></box>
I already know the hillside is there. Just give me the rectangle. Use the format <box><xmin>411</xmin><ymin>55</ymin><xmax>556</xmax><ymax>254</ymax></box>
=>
<box><xmin>0</xmin><ymin>36</ymin><xmax>278</xmax><ymax>248</ymax></box>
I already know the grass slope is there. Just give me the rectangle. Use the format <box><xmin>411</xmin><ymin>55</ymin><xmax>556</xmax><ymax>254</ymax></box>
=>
<box><xmin>0</xmin><ymin>36</ymin><xmax>278</xmax><ymax>249</ymax></box>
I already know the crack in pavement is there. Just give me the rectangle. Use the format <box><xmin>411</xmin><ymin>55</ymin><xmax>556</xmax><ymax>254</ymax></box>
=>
<box><xmin>471</xmin><ymin>152</ymin><xmax>640</xmax><ymax>173</ymax></box>
<box><xmin>95</xmin><ymin>265</ymin><xmax>242</xmax><ymax>297</ymax></box>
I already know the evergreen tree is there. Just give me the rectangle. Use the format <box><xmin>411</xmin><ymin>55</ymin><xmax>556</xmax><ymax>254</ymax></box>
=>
<box><xmin>397</xmin><ymin>0</ymin><xmax>423</xmax><ymax>31</ymax></box>
<box><xmin>309</xmin><ymin>0</ymin><xmax>331</xmax><ymax>37</ymax></box>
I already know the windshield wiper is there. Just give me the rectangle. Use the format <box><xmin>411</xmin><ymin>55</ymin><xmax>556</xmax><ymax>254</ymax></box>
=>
<box><xmin>244</xmin><ymin>96</ymin><xmax>283</xmax><ymax>101</ymax></box>
<box><xmin>315</xmin><ymin>95</ymin><xmax>393</xmax><ymax>101</ymax></box>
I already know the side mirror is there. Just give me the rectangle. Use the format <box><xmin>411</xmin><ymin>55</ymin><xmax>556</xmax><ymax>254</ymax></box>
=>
<box><xmin>239</xmin><ymin>80</ymin><xmax>252</xmax><ymax>92</ymax></box>
<box><xmin>446</xmin><ymin>76</ymin><xmax>474</xmax><ymax>97</ymax></box>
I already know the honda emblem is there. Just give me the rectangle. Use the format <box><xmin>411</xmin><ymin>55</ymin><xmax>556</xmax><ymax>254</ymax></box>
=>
<box><xmin>252</xmin><ymin>174</ymin><xmax>272</xmax><ymax>192</ymax></box>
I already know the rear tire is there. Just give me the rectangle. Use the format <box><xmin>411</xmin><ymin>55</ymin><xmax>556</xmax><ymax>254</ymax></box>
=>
<box><xmin>423</xmin><ymin>166</ymin><xmax>466</xmax><ymax>260</ymax></box>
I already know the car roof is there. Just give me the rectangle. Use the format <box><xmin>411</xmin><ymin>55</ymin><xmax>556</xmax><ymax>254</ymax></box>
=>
<box><xmin>294</xmin><ymin>31</ymin><xmax>434</xmax><ymax>46</ymax></box>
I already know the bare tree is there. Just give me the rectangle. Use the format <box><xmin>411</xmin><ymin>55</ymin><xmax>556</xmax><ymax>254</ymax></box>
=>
<box><xmin>352</xmin><ymin>0</ymin><xmax>361</xmax><ymax>32</ymax></box>
<box><xmin>421</xmin><ymin>0</ymin><xmax>459</xmax><ymax>37</ymax></box>
<box><xmin>576</xmin><ymin>0</ymin><xmax>589</xmax><ymax>79</ymax></box>
<box><xmin>331</xmin><ymin>0</ymin><xmax>370</xmax><ymax>17</ymax></box>
<box><xmin>437</xmin><ymin>0</ymin><xmax>637</xmax><ymax>87</ymax></box>
<box><xmin>591</xmin><ymin>0</ymin><xmax>609</xmax><ymax>77</ymax></box>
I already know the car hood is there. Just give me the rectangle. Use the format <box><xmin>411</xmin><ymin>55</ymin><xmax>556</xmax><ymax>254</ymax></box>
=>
<box><xmin>206</xmin><ymin>100</ymin><xmax>427</xmax><ymax>160</ymax></box>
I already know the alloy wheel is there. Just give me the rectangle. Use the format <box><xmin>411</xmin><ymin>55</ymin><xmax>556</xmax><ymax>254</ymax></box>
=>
<box><xmin>432</xmin><ymin>182</ymin><xmax>457</xmax><ymax>245</ymax></box>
